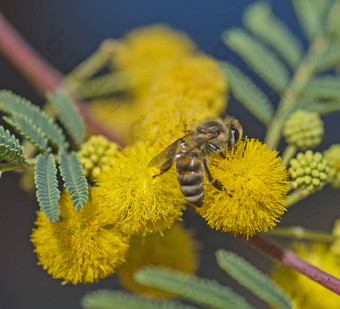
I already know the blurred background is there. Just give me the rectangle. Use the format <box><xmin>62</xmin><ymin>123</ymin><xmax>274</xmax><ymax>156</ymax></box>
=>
<box><xmin>0</xmin><ymin>0</ymin><xmax>339</xmax><ymax>308</ymax></box>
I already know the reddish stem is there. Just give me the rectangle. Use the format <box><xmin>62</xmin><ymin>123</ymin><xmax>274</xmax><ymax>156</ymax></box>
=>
<box><xmin>248</xmin><ymin>235</ymin><xmax>340</xmax><ymax>295</ymax></box>
<box><xmin>0</xmin><ymin>12</ymin><xmax>125</xmax><ymax>147</ymax></box>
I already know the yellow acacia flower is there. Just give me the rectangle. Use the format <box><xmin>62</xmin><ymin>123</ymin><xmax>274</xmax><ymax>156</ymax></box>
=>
<box><xmin>114</xmin><ymin>24</ymin><xmax>196</xmax><ymax>95</ymax></box>
<box><xmin>118</xmin><ymin>224</ymin><xmax>199</xmax><ymax>298</ymax></box>
<box><xmin>132</xmin><ymin>94</ymin><xmax>218</xmax><ymax>149</ymax></box>
<box><xmin>94</xmin><ymin>141</ymin><xmax>185</xmax><ymax>236</ymax></box>
<box><xmin>272</xmin><ymin>242</ymin><xmax>340</xmax><ymax>309</ymax></box>
<box><xmin>196</xmin><ymin>139</ymin><xmax>288</xmax><ymax>238</ymax></box>
<box><xmin>31</xmin><ymin>189</ymin><xmax>129</xmax><ymax>284</ymax></box>
<box><xmin>77</xmin><ymin>135</ymin><xmax>120</xmax><ymax>179</ymax></box>
<box><xmin>150</xmin><ymin>55</ymin><xmax>227</xmax><ymax>115</ymax></box>
<box><xmin>88</xmin><ymin>97</ymin><xmax>145</xmax><ymax>142</ymax></box>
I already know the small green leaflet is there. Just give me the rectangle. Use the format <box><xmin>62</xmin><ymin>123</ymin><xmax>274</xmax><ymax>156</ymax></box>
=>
<box><xmin>34</xmin><ymin>154</ymin><xmax>60</xmax><ymax>222</ymax></box>
<box><xmin>220</xmin><ymin>62</ymin><xmax>274</xmax><ymax>125</ymax></box>
<box><xmin>0</xmin><ymin>90</ymin><xmax>65</xmax><ymax>149</ymax></box>
<box><xmin>244</xmin><ymin>2</ymin><xmax>303</xmax><ymax>68</ymax></box>
<box><xmin>216</xmin><ymin>250</ymin><xmax>292</xmax><ymax>309</ymax></box>
<box><xmin>82</xmin><ymin>290</ymin><xmax>198</xmax><ymax>309</ymax></box>
<box><xmin>223</xmin><ymin>28</ymin><xmax>290</xmax><ymax>92</ymax></box>
<box><xmin>59</xmin><ymin>150</ymin><xmax>88</xmax><ymax>210</ymax></box>
<box><xmin>0</xmin><ymin>125</ymin><xmax>26</xmax><ymax>165</ymax></box>
<box><xmin>301</xmin><ymin>77</ymin><xmax>340</xmax><ymax>100</ymax></box>
<box><xmin>292</xmin><ymin>0</ymin><xmax>329</xmax><ymax>40</ymax></box>
<box><xmin>47</xmin><ymin>90</ymin><xmax>85</xmax><ymax>148</ymax></box>
<box><xmin>4</xmin><ymin>114</ymin><xmax>49</xmax><ymax>153</ymax></box>
<box><xmin>135</xmin><ymin>266</ymin><xmax>254</xmax><ymax>309</ymax></box>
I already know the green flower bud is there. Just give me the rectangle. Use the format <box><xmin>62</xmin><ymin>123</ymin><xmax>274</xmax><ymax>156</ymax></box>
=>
<box><xmin>283</xmin><ymin>110</ymin><xmax>324</xmax><ymax>150</ymax></box>
<box><xmin>77</xmin><ymin>135</ymin><xmax>119</xmax><ymax>179</ymax></box>
<box><xmin>323</xmin><ymin>144</ymin><xmax>340</xmax><ymax>188</ymax></box>
<box><xmin>289</xmin><ymin>150</ymin><xmax>329</xmax><ymax>193</ymax></box>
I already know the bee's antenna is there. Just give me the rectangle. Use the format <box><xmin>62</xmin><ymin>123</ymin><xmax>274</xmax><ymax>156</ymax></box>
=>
<box><xmin>184</xmin><ymin>123</ymin><xmax>189</xmax><ymax>134</ymax></box>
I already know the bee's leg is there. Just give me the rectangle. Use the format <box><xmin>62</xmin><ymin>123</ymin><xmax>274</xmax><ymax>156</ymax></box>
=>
<box><xmin>152</xmin><ymin>168</ymin><xmax>170</xmax><ymax>178</ymax></box>
<box><xmin>203</xmin><ymin>159</ymin><xmax>224</xmax><ymax>191</ymax></box>
<box><xmin>207</xmin><ymin>143</ymin><xmax>226</xmax><ymax>159</ymax></box>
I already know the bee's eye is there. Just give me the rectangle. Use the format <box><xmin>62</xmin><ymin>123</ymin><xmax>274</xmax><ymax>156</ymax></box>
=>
<box><xmin>231</xmin><ymin>125</ymin><xmax>239</xmax><ymax>142</ymax></box>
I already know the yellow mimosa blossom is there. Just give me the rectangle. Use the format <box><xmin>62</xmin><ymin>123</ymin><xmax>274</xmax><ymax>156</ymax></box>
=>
<box><xmin>94</xmin><ymin>141</ymin><xmax>185</xmax><ymax>236</ymax></box>
<box><xmin>272</xmin><ymin>242</ymin><xmax>340</xmax><ymax>309</ymax></box>
<box><xmin>89</xmin><ymin>97</ymin><xmax>145</xmax><ymax>142</ymax></box>
<box><xmin>114</xmin><ymin>24</ymin><xmax>196</xmax><ymax>95</ymax></box>
<box><xmin>31</xmin><ymin>189</ymin><xmax>129</xmax><ymax>284</ymax></box>
<box><xmin>77</xmin><ymin>135</ymin><xmax>120</xmax><ymax>179</ymax></box>
<box><xmin>196</xmin><ymin>139</ymin><xmax>288</xmax><ymax>238</ymax></box>
<box><xmin>150</xmin><ymin>55</ymin><xmax>228</xmax><ymax>114</ymax></box>
<box><xmin>118</xmin><ymin>224</ymin><xmax>199</xmax><ymax>298</ymax></box>
<box><xmin>131</xmin><ymin>94</ymin><xmax>218</xmax><ymax>149</ymax></box>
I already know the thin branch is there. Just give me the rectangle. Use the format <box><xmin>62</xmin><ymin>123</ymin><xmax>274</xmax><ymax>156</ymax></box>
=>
<box><xmin>247</xmin><ymin>234</ymin><xmax>340</xmax><ymax>295</ymax></box>
<box><xmin>287</xmin><ymin>189</ymin><xmax>310</xmax><ymax>207</ymax></box>
<box><xmin>0</xmin><ymin>158</ymin><xmax>35</xmax><ymax>172</ymax></box>
<box><xmin>267</xmin><ymin>226</ymin><xmax>334</xmax><ymax>243</ymax></box>
<box><xmin>0</xmin><ymin>12</ymin><xmax>126</xmax><ymax>147</ymax></box>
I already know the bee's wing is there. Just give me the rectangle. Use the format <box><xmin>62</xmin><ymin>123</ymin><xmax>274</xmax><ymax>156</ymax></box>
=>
<box><xmin>148</xmin><ymin>133</ymin><xmax>193</xmax><ymax>171</ymax></box>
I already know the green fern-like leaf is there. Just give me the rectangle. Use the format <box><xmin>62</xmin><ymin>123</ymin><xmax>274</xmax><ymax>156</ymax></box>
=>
<box><xmin>216</xmin><ymin>250</ymin><xmax>292</xmax><ymax>309</ymax></box>
<box><xmin>0</xmin><ymin>90</ymin><xmax>65</xmax><ymax>149</ymax></box>
<box><xmin>0</xmin><ymin>126</ymin><xmax>26</xmax><ymax>165</ymax></box>
<box><xmin>327</xmin><ymin>1</ymin><xmax>340</xmax><ymax>40</ymax></box>
<box><xmin>82</xmin><ymin>290</ymin><xmax>198</xmax><ymax>309</ymax></box>
<box><xmin>220</xmin><ymin>62</ymin><xmax>274</xmax><ymax>125</ymax></box>
<box><xmin>4</xmin><ymin>114</ymin><xmax>49</xmax><ymax>153</ymax></box>
<box><xmin>244</xmin><ymin>2</ymin><xmax>303</xmax><ymax>68</ymax></box>
<box><xmin>301</xmin><ymin>77</ymin><xmax>340</xmax><ymax>100</ymax></box>
<box><xmin>47</xmin><ymin>90</ymin><xmax>85</xmax><ymax>147</ymax></box>
<box><xmin>293</xmin><ymin>99</ymin><xmax>340</xmax><ymax>115</ymax></box>
<box><xmin>222</xmin><ymin>28</ymin><xmax>290</xmax><ymax>92</ymax></box>
<box><xmin>59</xmin><ymin>150</ymin><xmax>88</xmax><ymax>210</ymax></box>
<box><xmin>311</xmin><ymin>42</ymin><xmax>340</xmax><ymax>73</ymax></box>
<box><xmin>135</xmin><ymin>267</ymin><xmax>254</xmax><ymax>309</ymax></box>
<box><xmin>292</xmin><ymin>0</ymin><xmax>330</xmax><ymax>39</ymax></box>
<box><xmin>34</xmin><ymin>154</ymin><xmax>60</xmax><ymax>222</ymax></box>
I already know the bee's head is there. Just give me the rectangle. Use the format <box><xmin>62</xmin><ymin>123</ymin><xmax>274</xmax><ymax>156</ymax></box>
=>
<box><xmin>196</xmin><ymin>120</ymin><xmax>224</xmax><ymax>137</ymax></box>
<box><xmin>196</xmin><ymin>119</ymin><xmax>230</xmax><ymax>156</ymax></box>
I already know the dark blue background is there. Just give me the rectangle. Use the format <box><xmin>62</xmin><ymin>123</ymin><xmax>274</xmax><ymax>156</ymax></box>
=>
<box><xmin>1</xmin><ymin>1</ymin><xmax>339</xmax><ymax>308</ymax></box>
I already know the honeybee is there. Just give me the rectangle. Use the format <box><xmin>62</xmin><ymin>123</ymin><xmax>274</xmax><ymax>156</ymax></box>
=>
<box><xmin>148</xmin><ymin>116</ymin><xmax>243</xmax><ymax>207</ymax></box>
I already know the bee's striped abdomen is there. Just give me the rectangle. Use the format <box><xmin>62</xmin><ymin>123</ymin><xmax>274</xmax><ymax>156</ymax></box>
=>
<box><xmin>176</xmin><ymin>154</ymin><xmax>205</xmax><ymax>207</ymax></box>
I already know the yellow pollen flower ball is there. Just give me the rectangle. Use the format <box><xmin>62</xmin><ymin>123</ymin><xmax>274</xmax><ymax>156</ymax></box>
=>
<box><xmin>114</xmin><ymin>24</ymin><xmax>196</xmax><ymax>95</ymax></box>
<box><xmin>196</xmin><ymin>139</ymin><xmax>288</xmax><ymax>238</ymax></box>
<box><xmin>94</xmin><ymin>141</ymin><xmax>185</xmax><ymax>236</ymax></box>
<box><xmin>150</xmin><ymin>55</ymin><xmax>228</xmax><ymax>114</ymax></box>
<box><xmin>89</xmin><ymin>98</ymin><xmax>146</xmax><ymax>142</ymax></box>
<box><xmin>132</xmin><ymin>94</ymin><xmax>218</xmax><ymax>149</ymax></box>
<box><xmin>272</xmin><ymin>242</ymin><xmax>340</xmax><ymax>309</ymax></box>
<box><xmin>31</xmin><ymin>189</ymin><xmax>129</xmax><ymax>284</ymax></box>
<box><xmin>118</xmin><ymin>224</ymin><xmax>199</xmax><ymax>298</ymax></box>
